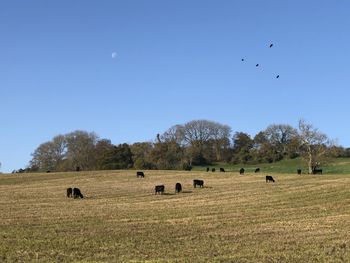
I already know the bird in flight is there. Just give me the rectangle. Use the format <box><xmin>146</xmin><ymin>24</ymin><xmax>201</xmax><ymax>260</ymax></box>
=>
<box><xmin>241</xmin><ymin>43</ymin><xmax>280</xmax><ymax>79</ymax></box>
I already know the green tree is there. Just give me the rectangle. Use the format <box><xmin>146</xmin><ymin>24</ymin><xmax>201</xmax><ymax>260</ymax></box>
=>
<box><xmin>98</xmin><ymin>143</ymin><xmax>133</xmax><ymax>170</ymax></box>
<box><xmin>150</xmin><ymin>140</ymin><xmax>183</xmax><ymax>169</ymax></box>
<box><xmin>130</xmin><ymin>142</ymin><xmax>155</xmax><ymax>169</ymax></box>
<box><xmin>264</xmin><ymin>124</ymin><xmax>299</xmax><ymax>159</ymax></box>
<box><xmin>231</xmin><ymin>132</ymin><xmax>254</xmax><ymax>164</ymax></box>
<box><xmin>94</xmin><ymin>139</ymin><xmax>116</xmax><ymax>169</ymax></box>
<box><xmin>253</xmin><ymin>131</ymin><xmax>275</xmax><ymax>163</ymax></box>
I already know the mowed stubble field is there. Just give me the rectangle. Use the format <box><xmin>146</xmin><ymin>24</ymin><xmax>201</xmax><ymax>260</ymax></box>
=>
<box><xmin>1</xmin><ymin>170</ymin><xmax>350</xmax><ymax>262</ymax></box>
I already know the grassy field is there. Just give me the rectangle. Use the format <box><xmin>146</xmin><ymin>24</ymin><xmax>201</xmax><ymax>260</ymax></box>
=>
<box><xmin>1</xmin><ymin>170</ymin><xmax>350</xmax><ymax>262</ymax></box>
<box><xmin>193</xmin><ymin>157</ymin><xmax>350</xmax><ymax>174</ymax></box>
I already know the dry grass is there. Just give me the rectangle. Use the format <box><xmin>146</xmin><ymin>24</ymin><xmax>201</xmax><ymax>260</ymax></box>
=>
<box><xmin>1</xmin><ymin>170</ymin><xmax>350</xmax><ymax>262</ymax></box>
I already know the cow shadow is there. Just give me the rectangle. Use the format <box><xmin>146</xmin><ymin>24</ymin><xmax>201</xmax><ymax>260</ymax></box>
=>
<box><xmin>70</xmin><ymin>195</ymin><xmax>92</xmax><ymax>199</ymax></box>
<box><xmin>162</xmin><ymin>193</ymin><xmax>176</xmax><ymax>196</ymax></box>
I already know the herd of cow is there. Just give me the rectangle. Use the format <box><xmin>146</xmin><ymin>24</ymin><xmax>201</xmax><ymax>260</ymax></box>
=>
<box><xmin>66</xmin><ymin>166</ymin><xmax>322</xmax><ymax>198</ymax></box>
<box><xmin>155</xmin><ymin>178</ymin><xmax>204</xmax><ymax>194</ymax></box>
<box><xmin>207</xmin><ymin>167</ymin><xmax>261</xmax><ymax>174</ymax></box>
<box><xmin>145</xmin><ymin>167</ymin><xmax>274</xmax><ymax>195</ymax></box>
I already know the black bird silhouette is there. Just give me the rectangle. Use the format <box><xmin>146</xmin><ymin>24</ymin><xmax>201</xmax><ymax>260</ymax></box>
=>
<box><xmin>256</xmin><ymin>64</ymin><xmax>259</xmax><ymax>67</ymax></box>
<box><xmin>276</xmin><ymin>75</ymin><xmax>280</xmax><ymax>78</ymax></box>
<box><xmin>269</xmin><ymin>44</ymin><xmax>273</xmax><ymax>48</ymax></box>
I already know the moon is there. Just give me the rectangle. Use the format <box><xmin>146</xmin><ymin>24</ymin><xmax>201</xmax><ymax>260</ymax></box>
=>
<box><xmin>111</xmin><ymin>52</ymin><xmax>117</xmax><ymax>59</ymax></box>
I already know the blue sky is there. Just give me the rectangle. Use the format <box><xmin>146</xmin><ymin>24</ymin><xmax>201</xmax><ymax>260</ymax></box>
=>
<box><xmin>1</xmin><ymin>0</ymin><xmax>349</xmax><ymax>172</ymax></box>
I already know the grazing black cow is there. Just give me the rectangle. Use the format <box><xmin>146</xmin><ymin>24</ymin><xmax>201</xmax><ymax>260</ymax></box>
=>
<box><xmin>66</xmin><ymin>187</ymin><xmax>73</xmax><ymax>198</ymax></box>
<box><xmin>206</xmin><ymin>167</ymin><xmax>210</xmax><ymax>172</ymax></box>
<box><xmin>46</xmin><ymin>170</ymin><xmax>51</xmax><ymax>173</ymax></box>
<box><xmin>73</xmin><ymin>188</ymin><xmax>84</xmax><ymax>198</ymax></box>
<box><xmin>136</xmin><ymin>171</ymin><xmax>145</xmax><ymax>178</ymax></box>
<box><xmin>76</xmin><ymin>166</ymin><xmax>81</xmax><ymax>172</ymax></box>
<box><xmin>266</xmin><ymin>175</ymin><xmax>275</xmax><ymax>183</ymax></box>
<box><xmin>175</xmin><ymin>183</ymin><xmax>182</xmax><ymax>193</ymax></box>
<box><xmin>193</xmin><ymin>179</ymin><xmax>204</xmax><ymax>188</ymax></box>
<box><xmin>313</xmin><ymin>169</ymin><xmax>323</xmax><ymax>175</ymax></box>
<box><xmin>255</xmin><ymin>168</ymin><xmax>260</xmax><ymax>173</ymax></box>
<box><xmin>239</xmin><ymin>168</ymin><xmax>245</xmax><ymax>175</ymax></box>
<box><xmin>297</xmin><ymin>169</ymin><xmax>302</xmax><ymax>175</ymax></box>
<box><xmin>212</xmin><ymin>168</ymin><xmax>216</xmax><ymax>172</ymax></box>
<box><xmin>155</xmin><ymin>185</ymin><xmax>165</xmax><ymax>195</ymax></box>
<box><xmin>220</xmin><ymin>168</ymin><xmax>225</xmax><ymax>172</ymax></box>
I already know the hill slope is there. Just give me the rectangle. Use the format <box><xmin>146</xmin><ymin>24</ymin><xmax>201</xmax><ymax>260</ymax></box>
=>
<box><xmin>193</xmin><ymin>157</ymin><xmax>350</xmax><ymax>174</ymax></box>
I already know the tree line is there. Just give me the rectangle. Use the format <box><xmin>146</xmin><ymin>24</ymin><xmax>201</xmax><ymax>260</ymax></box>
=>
<box><xmin>15</xmin><ymin>119</ymin><xmax>350</xmax><ymax>174</ymax></box>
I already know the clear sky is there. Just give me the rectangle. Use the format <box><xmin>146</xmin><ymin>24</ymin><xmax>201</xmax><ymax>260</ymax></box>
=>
<box><xmin>1</xmin><ymin>0</ymin><xmax>349</xmax><ymax>172</ymax></box>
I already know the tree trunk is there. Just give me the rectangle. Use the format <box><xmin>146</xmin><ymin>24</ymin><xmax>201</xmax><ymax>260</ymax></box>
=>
<box><xmin>308</xmin><ymin>150</ymin><xmax>313</xmax><ymax>174</ymax></box>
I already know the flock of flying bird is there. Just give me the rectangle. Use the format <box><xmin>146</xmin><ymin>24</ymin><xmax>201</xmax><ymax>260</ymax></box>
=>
<box><xmin>241</xmin><ymin>43</ymin><xmax>280</xmax><ymax>79</ymax></box>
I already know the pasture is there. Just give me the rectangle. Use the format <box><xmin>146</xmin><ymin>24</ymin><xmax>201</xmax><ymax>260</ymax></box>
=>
<box><xmin>1</xmin><ymin>170</ymin><xmax>350</xmax><ymax>262</ymax></box>
<box><xmin>194</xmin><ymin>157</ymin><xmax>350</xmax><ymax>174</ymax></box>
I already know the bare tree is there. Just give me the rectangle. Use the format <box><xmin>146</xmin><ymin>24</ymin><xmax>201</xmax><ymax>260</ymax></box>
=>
<box><xmin>265</xmin><ymin>124</ymin><xmax>298</xmax><ymax>149</ymax></box>
<box><xmin>177</xmin><ymin>120</ymin><xmax>232</xmax><ymax>164</ymax></box>
<box><xmin>210</xmin><ymin>123</ymin><xmax>231</xmax><ymax>161</ymax></box>
<box><xmin>298</xmin><ymin>119</ymin><xmax>331</xmax><ymax>174</ymax></box>
<box><xmin>180</xmin><ymin>120</ymin><xmax>230</xmax><ymax>146</ymax></box>
<box><xmin>181</xmin><ymin>120</ymin><xmax>213</xmax><ymax>147</ymax></box>
<box><xmin>30</xmin><ymin>135</ymin><xmax>67</xmax><ymax>171</ymax></box>
<box><xmin>51</xmin><ymin>135</ymin><xmax>67</xmax><ymax>165</ymax></box>
<box><xmin>65</xmin><ymin>131</ymin><xmax>98</xmax><ymax>170</ymax></box>
<box><xmin>160</xmin><ymin>125</ymin><xmax>184</xmax><ymax>145</ymax></box>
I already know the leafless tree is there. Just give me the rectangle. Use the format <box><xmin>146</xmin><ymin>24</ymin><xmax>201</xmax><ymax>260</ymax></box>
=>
<box><xmin>180</xmin><ymin>120</ymin><xmax>230</xmax><ymax>146</ymax></box>
<box><xmin>176</xmin><ymin>120</ymin><xmax>232</xmax><ymax>164</ymax></box>
<box><xmin>65</xmin><ymin>131</ymin><xmax>99</xmax><ymax>171</ymax></box>
<box><xmin>160</xmin><ymin>125</ymin><xmax>184</xmax><ymax>145</ymax></box>
<box><xmin>30</xmin><ymin>135</ymin><xmax>67</xmax><ymax>171</ymax></box>
<box><xmin>298</xmin><ymin>119</ymin><xmax>332</xmax><ymax>174</ymax></box>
